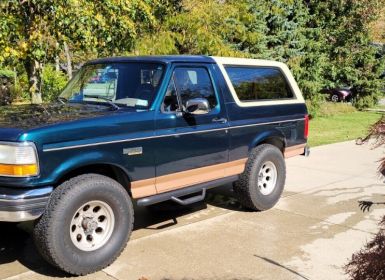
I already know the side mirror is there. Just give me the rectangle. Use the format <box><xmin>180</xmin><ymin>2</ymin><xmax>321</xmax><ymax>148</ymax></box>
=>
<box><xmin>185</xmin><ymin>98</ymin><xmax>210</xmax><ymax>115</ymax></box>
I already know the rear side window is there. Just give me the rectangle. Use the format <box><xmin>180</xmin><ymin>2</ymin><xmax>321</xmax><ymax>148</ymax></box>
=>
<box><xmin>224</xmin><ymin>66</ymin><xmax>294</xmax><ymax>102</ymax></box>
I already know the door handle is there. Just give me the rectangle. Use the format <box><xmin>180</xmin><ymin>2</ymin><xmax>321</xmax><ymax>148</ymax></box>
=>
<box><xmin>212</xmin><ymin>117</ymin><xmax>228</xmax><ymax>124</ymax></box>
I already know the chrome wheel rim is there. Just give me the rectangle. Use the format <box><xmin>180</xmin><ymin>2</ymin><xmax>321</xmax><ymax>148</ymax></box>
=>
<box><xmin>258</xmin><ymin>161</ymin><xmax>278</xmax><ymax>195</ymax></box>
<box><xmin>70</xmin><ymin>200</ymin><xmax>115</xmax><ymax>252</ymax></box>
<box><xmin>331</xmin><ymin>95</ymin><xmax>339</xmax><ymax>102</ymax></box>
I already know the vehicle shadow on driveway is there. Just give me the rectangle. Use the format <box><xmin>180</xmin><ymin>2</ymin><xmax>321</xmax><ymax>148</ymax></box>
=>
<box><xmin>0</xmin><ymin>184</ymin><xmax>247</xmax><ymax>278</ymax></box>
<box><xmin>134</xmin><ymin>184</ymin><xmax>248</xmax><ymax>230</ymax></box>
<box><xmin>0</xmin><ymin>221</ymin><xmax>57</xmax><ymax>276</ymax></box>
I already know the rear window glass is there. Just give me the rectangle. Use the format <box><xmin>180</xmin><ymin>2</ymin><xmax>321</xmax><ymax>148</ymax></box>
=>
<box><xmin>224</xmin><ymin>66</ymin><xmax>294</xmax><ymax>102</ymax></box>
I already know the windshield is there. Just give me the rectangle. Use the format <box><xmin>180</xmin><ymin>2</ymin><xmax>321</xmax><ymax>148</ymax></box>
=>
<box><xmin>60</xmin><ymin>62</ymin><xmax>165</xmax><ymax>109</ymax></box>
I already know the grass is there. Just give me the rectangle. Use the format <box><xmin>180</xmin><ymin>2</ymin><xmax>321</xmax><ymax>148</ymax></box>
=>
<box><xmin>308</xmin><ymin>111</ymin><xmax>381</xmax><ymax>147</ymax></box>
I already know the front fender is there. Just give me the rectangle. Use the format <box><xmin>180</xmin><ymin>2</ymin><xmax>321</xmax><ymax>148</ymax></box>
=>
<box><xmin>42</xmin><ymin>150</ymin><xmax>130</xmax><ymax>185</ymax></box>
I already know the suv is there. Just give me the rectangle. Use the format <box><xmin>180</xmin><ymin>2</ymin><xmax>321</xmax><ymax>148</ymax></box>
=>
<box><xmin>0</xmin><ymin>56</ymin><xmax>309</xmax><ymax>275</ymax></box>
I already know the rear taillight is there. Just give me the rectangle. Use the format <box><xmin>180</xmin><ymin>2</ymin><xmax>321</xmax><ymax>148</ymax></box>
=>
<box><xmin>304</xmin><ymin>114</ymin><xmax>309</xmax><ymax>139</ymax></box>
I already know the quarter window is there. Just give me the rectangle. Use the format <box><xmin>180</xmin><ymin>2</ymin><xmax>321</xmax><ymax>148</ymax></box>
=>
<box><xmin>224</xmin><ymin>67</ymin><xmax>294</xmax><ymax>102</ymax></box>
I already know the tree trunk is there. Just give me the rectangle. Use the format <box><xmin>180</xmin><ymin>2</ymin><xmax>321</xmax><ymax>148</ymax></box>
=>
<box><xmin>55</xmin><ymin>42</ymin><xmax>60</xmax><ymax>72</ymax></box>
<box><xmin>25</xmin><ymin>58</ymin><xmax>43</xmax><ymax>104</ymax></box>
<box><xmin>55</xmin><ymin>56</ymin><xmax>60</xmax><ymax>72</ymax></box>
<box><xmin>64</xmin><ymin>42</ymin><xmax>73</xmax><ymax>79</ymax></box>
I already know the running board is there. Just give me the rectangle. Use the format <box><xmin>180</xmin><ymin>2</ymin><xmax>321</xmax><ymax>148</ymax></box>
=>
<box><xmin>171</xmin><ymin>188</ymin><xmax>206</xmax><ymax>205</ymax></box>
<box><xmin>136</xmin><ymin>175</ymin><xmax>239</xmax><ymax>207</ymax></box>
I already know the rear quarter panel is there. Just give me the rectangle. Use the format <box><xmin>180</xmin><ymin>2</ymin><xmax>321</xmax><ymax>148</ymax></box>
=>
<box><xmin>211</xmin><ymin>57</ymin><xmax>308</xmax><ymax>161</ymax></box>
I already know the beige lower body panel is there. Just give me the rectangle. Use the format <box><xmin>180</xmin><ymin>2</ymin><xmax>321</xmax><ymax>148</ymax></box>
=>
<box><xmin>131</xmin><ymin>144</ymin><xmax>306</xmax><ymax>199</ymax></box>
<box><xmin>284</xmin><ymin>143</ymin><xmax>306</xmax><ymax>158</ymax></box>
<box><xmin>131</xmin><ymin>158</ymin><xmax>247</xmax><ymax>199</ymax></box>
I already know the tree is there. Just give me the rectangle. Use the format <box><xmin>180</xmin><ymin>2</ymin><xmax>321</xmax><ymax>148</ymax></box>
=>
<box><xmin>134</xmin><ymin>0</ymin><xmax>250</xmax><ymax>56</ymax></box>
<box><xmin>306</xmin><ymin>0</ymin><xmax>385</xmax><ymax>109</ymax></box>
<box><xmin>0</xmin><ymin>0</ymin><xmax>158</xmax><ymax>103</ymax></box>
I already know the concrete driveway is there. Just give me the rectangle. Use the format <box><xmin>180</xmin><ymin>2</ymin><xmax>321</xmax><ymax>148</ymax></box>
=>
<box><xmin>1</xmin><ymin>141</ymin><xmax>385</xmax><ymax>280</ymax></box>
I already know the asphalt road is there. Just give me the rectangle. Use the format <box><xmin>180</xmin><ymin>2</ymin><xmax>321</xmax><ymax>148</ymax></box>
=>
<box><xmin>1</xmin><ymin>141</ymin><xmax>384</xmax><ymax>280</ymax></box>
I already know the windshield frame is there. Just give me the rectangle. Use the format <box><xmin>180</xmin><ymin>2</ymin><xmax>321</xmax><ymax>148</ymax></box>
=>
<box><xmin>59</xmin><ymin>61</ymin><xmax>167</xmax><ymax>110</ymax></box>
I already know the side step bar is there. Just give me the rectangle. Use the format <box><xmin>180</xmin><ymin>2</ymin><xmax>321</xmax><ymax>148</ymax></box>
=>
<box><xmin>171</xmin><ymin>188</ymin><xmax>206</xmax><ymax>206</ymax></box>
<box><xmin>136</xmin><ymin>175</ymin><xmax>239</xmax><ymax>207</ymax></box>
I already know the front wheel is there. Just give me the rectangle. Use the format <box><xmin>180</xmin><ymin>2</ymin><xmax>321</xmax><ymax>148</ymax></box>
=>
<box><xmin>234</xmin><ymin>144</ymin><xmax>286</xmax><ymax>211</ymax></box>
<box><xmin>33</xmin><ymin>174</ymin><xmax>134</xmax><ymax>275</ymax></box>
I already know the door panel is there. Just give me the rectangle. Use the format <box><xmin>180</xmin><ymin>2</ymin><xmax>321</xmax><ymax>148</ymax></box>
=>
<box><xmin>154</xmin><ymin>64</ymin><xmax>229</xmax><ymax>193</ymax></box>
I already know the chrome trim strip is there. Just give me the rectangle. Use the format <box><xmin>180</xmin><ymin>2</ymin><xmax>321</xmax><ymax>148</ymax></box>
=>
<box><xmin>0</xmin><ymin>186</ymin><xmax>53</xmax><ymax>201</ymax></box>
<box><xmin>43</xmin><ymin>118</ymin><xmax>305</xmax><ymax>152</ymax></box>
<box><xmin>0</xmin><ymin>186</ymin><xmax>52</xmax><ymax>222</ymax></box>
<box><xmin>0</xmin><ymin>208</ymin><xmax>45</xmax><ymax>222</ymax></box>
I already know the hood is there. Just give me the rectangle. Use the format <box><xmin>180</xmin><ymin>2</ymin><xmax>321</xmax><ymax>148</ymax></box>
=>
<box><xmin>0</xmin><ymin>103</ymin><xmax>115</xmax><ymax>132</ymax></box>
<box><xmin>0</xmin><ymin>128</ymin><xmax>24</xmax><ymax>141</ymax></box>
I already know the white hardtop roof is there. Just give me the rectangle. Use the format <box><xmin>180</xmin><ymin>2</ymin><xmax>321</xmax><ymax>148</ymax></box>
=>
<box><xmin>211</xmin><ymin>56</ymin><xmax>287</xmax><ymax>68</ymax></box>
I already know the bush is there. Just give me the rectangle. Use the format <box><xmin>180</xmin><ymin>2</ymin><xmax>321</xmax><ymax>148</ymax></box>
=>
<box><xmin>0</xmin><ymin>76</ymin><xmax>12</xmax><ymax>105</ymax></box>
<box><xmin>345</xmin><ymin>213</ymin><xmax>385</xmax><ymax>280</ymax></box>
<box><xmin>353</xmin><ymin>95</ymin><xmax>379</xmax><ymax>110</ymax></box>
<box><xmin>305</xmin><ymin>94</ymin><xmax>326</xmax><ymax>118</ymax></box>
<box><xmin>0</xmin><ymin>69</ymin><xmax>15</xmax><ymax>79</ymax></box>
<box><xmin>345</xmin><ymin>116</ymin><xmax>385</xmax><ymax>279</ymax></box>
<box><xmin>41</xmin><ymin>65</ymin><xmax>68</xmax><ymax>102</ymax></box>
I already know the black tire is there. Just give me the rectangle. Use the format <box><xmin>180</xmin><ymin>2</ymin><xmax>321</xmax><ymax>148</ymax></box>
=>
<box><xmin>33</xmin><ymin>174</ymin><xmax>134</xmax><ymax>275</ymax></box>
<box><xmin>233</xmin><ymin>144</ymin><xmax>286</xmax><ymax>211</ymax></box>
<box><xmin>331</xmin><ymin>94</ymin><xmax>340</xmax><ymax>102</ymax></box>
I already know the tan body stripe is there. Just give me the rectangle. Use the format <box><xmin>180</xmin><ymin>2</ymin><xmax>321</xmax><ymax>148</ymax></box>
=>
<box><xmin>131</xmin><ymin>143</ymin><xmax>306</xmax><ymax>199</ymax></box>
<box><xmin>131</xmin><ymin>158</ymin><xmax>247</xmax><ymax>198</ymax></box>
<box><xmin>284</xmin><ymin>144</ymin><xmax>306</xmax><ymax>158</ymax></box>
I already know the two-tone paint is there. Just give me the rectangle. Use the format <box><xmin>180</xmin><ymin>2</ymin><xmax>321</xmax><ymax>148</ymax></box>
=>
<box><xmin>0</xmin><ymin>55</ymin><xmax>308</xmax><ymax>221</ymax></box>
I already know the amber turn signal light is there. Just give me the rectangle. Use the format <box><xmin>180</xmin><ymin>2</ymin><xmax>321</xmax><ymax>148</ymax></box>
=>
<box><xmin>0</xmin><ymin>142</ymin><xmax>39</xmax><ymax>177</ymax></box>
<box><xmin>0</xmin><ymin>164</ymin><xmax>39</xmax><ymax>177</ymax></box>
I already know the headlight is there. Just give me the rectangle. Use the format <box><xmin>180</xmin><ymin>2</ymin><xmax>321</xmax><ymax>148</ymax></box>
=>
<box><xmin>0</xmin><ymin>142</ymin><xmax>39</xmax><ymax>177</ymax></box>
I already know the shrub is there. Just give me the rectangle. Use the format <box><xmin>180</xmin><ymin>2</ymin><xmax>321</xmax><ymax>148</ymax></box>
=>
<box><xmin>41</xmin><ymin>65</ymin><xmax>68</xmax><ymax>102</ymax></box>
<box><xmin>305</xmin><ymin>94</ymin><xmax>326</xmax><ymax>118</ymax></box>
<box><xmin>0</xmin><ymin>68</ymin><xmax>14</xmax><ymax>105</ymax></box>
<box><xmin>346</xmin><ymin>116</ymin><xmax>385</xmax><ymax>279</ymax></box>
<box><xmin>345</xmin><ymin>216</ymin><xmax>385</xmax><ymax>280</ymax></box>
<box><xmin>0</xmin><ymin>77</ymin><xmax>12</xmax><ymax>105</ymax></box>
<box><xmin>353</xmin><ymin>95</ymin><xmax>379</xmax><ymax>110</ymax></box>
<box><xmin>0</xmin><ymin>69</ymin><xmax>15</xmax><ymax>79</ymax></box>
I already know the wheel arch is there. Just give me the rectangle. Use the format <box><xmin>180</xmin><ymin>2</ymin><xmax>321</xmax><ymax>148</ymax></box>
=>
<box><xmin>249</xmin><ymin>130</ymin><xmax>286</xmax><ymax>153</ymax></box>
<box><xmin>55</xmin><ymin>163</ymin><xmax>132</xmax><ymax>196</ymax></box>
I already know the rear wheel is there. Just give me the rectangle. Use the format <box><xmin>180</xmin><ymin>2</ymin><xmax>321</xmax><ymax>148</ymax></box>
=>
<box><xmin>33</xmin><ymin>174</ymin><xmax>134</xmax><ymax>275</ymax></box>
<box><xmin>234</xmin><ymin>144</ymin><xmax>286</xmax><ymax>211</ymax></box>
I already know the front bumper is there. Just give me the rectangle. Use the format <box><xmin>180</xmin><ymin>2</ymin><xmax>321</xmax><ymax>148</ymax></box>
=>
<box><xmin>0</xmin><ymin>186</ymin><xmax>53</xmax><ymax>222</ymax></box>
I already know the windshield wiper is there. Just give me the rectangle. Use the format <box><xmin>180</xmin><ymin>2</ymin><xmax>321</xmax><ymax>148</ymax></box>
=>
<box><xmin>83</xmin><ymin>94</ymin><xmax>120</xmax><ymax>110</ymax></box>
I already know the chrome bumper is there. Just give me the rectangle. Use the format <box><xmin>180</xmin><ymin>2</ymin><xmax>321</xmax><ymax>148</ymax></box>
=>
<box><xmin>0</xmin><ymin>186</ymin><xmax>53</xmax><ymax>222</ymax></box>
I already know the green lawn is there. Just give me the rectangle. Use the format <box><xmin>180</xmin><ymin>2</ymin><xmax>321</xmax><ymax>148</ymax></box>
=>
<box><xmin>308</xmin><ymin>111</ymin><xmax>382</xmax><ymax>147</ymax></box>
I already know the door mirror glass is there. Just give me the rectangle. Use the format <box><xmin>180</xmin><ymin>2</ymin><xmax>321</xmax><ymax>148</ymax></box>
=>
<box><xmin>185</xmin><ymin>98</ymin><xmax>210</xmax><ymax>115</ymax></box>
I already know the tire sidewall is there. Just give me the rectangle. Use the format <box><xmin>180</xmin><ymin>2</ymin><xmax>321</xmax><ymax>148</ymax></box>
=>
<box><xmin>248</xmin><ymin>146</ymin><xmax>285</xmax><ymax>210</ymax></box>
<box><xmin>48</xmin><ymin>177</ymin><xmax>132</xmax><ymax>272</ymax></box>
<box><xmin>331</xmin><ymin>94</ymin><xmax>339</xmax><ymax>102</ymax></box>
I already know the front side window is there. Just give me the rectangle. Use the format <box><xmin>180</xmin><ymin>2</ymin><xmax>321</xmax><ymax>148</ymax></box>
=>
<box><xmin>60</xmin><ymin>63</ymin><xmax>164</xmax><ymax>109</ymax></box>
<box><xmin>225</xmin><ymin>66</ymin><xmax>294</xmax><ymax>102</ymax></box>
<box><xmin>162</xmin><ymin>67</ymin><xmax>218</xmax><ymax>112</ymax></box>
